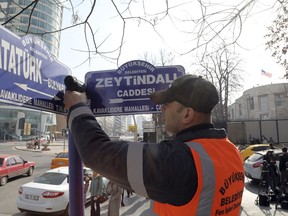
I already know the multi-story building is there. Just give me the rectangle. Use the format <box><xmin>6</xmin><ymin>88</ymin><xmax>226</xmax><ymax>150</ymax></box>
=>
<box><xmin>0</xmin><ymin>104</ymin><xmax>56</xmax><ymax>141</ymax></box>
<box><xmin>228</xmin><ymin>83</ymin><xmax>288</xmax><ymax>145</ymax></box>
<box><xmin>228</xmin><ymin>83</ymin><xmax>288</xmax><ymax>121</ymax></box>
<box><xmin>0</xmin><ymin>0</ymin><xmax>63</xmax><ymax>57</ymax></box>
<box><xmin>0</xmin><ymin>0</ymin><xmax>64</xmax><ymax>141</ymax></box>
<box><xmin>97</xmin><ymin>116</ymin><xmax>114</xmax><ymax>136</ymax></box>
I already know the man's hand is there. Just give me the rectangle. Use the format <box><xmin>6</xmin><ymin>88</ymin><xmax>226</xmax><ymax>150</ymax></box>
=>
<box><xmin>64</xmin><ymin>90</ymin><xmax>87</xmax><ymax>110</ymax></box>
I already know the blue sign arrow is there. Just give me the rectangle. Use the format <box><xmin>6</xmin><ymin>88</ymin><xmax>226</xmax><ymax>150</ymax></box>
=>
<box><xmin>85</xmin><ymin>60</ymin><xmax>185</xmax><ymax>116</ymax></box>
<box><xmin>0</xmin><ymin>26</ymin><xmax>71</xmax><ymax>114</ymax></box>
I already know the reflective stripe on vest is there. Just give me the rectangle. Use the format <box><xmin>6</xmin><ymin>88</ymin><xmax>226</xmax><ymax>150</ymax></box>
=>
<box><xmin>185</xmin><ymin>141</ymin><xmax>216</xmax><ymax>215</ymax></box>
<box><xmin>68</xmin><ymin>105</ymin><xmax>93</xmax><ymax>129</ymax></box>
<box><xmin>127</xmin><ymin>142</ymin><xmax>148</xmax><ymax>197</ymax></box>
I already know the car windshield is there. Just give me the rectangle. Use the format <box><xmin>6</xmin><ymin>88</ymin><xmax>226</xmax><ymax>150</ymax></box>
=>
<box><xmin>56</xmin><ymin>152</ymin><xmax>68</xmax><ymax>158</ymax></box>
<box><xmin>33</xmin><ymin>173</ymin><xmax>67</xmax><ymax>185</ymax></box>
<box><xmin>0</xmin><ymin>158</ymin><xmax>3</xmax><ymax>167</ymax></box>
<box><xmin>248</xmin><ymin>153</ymin><xmax>264</xmax><ymax>162</ymax></box>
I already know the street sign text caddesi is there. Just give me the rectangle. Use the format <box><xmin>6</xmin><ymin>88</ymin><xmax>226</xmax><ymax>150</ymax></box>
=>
<box><xmin>0</xmin><ymin>26</ymin><xmax>71</xmax><ymax>114</ymax></box>
<box><xmin>85</xmin><ymin>60</ymin><xmax>185</xmax><ymax>116</ymax></box>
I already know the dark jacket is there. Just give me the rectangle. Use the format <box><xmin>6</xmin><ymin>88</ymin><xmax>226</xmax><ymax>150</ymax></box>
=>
<box><xmin>279</xmin><ymin>153</ymin><xmax>288</xmax><ymax>172</ymax></box>
<box><xmin>67</xmin><ymin>103</ymin><xmax>228</xmax><ymax>206</ymax></box>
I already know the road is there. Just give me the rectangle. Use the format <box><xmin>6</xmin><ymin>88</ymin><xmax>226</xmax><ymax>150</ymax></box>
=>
<box><xmin>0</xmin><ymin>141</ymin><xmax>288</xmax><ymax>215</ymax></box>
<box><xmin>0</xmin><ymin>142</ymin><xmax>55</xmax><ymax>215</ymax></box>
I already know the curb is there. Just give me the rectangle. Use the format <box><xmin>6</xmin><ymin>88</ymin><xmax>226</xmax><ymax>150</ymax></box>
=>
<box><xmin>14</xmin><ymin>146</ymin><xmax>42</xmax><ymax>153</ymax></box>
<box><xmin>14</xmin><ymin>146</ymin><xmax>62</xmax><ymax>155</ymax></box>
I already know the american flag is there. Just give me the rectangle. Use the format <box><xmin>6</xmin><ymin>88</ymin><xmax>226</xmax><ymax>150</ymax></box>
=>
<box><xmin>261</xmin><ymin>69</ymin><xmax>272</xmax><ymax>78</ymax></box>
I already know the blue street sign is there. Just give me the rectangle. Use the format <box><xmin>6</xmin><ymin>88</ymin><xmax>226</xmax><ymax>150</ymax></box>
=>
<box><xmin>85</xmin><ymin>60</ymin><xmax>185</xmax><ymax>116</ymax></box>
<box><xmin>0</xmin><ymin>26</ymin><xmax>71</xmax><ymax>114</ymax></box>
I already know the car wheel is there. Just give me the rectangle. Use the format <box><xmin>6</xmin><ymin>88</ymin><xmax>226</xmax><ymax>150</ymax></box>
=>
<box><xmin>27</xmin><ymin>167</ymin><xmax>34</xmax><ymax>176</ymax></box>
<box><xmin>63</xmin><ymin>204</ymin><xmax>69</xmax><ymax>216</ymax></box>
<box><xmin>0</xmin><ymin>176</ymin><xmax>8</xmax><ymax>186</ymax></box>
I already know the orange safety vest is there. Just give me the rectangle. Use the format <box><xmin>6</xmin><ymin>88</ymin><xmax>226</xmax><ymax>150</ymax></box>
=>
<box><xmin>153</xmin><ymin>138</ymin><xmax>245</xmax><ymax>216</ymax></box>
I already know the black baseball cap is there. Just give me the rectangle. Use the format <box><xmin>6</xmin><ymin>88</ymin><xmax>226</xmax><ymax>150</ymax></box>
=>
<box><xmin>149</xmin><ymin>74</ymin><xmax>219</xmax><ymax>113</ymax></box>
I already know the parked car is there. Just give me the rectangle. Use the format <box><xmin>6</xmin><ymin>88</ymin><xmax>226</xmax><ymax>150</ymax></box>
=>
<box><xmin>50</xmin><ymin>151</ymin><xmax>69</xmax><ymax>169</ymax></box>
<box><xmin>240</xmin><ymin>144</ymin><xmax>272</xmax><ymax>161</ymax></box>
<box><xmin>17</xmin><ymin>166</ymin><xmax>108</xmax><ymax>215</ymax></box>
<box><xmin>244</xmin><ymin>149</ymin><xmax>283</xmax><ymax>181</ymax></box>
<box><xmin>0</xmin><ymin>154</ymin><xmax>36</xmax><ymax>186</ymax></box>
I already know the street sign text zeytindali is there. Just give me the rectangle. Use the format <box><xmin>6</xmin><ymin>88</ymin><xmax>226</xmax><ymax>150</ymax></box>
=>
<box><xmin>85</xmin><ymin>60</ymin><xmax>185</xmax><ymax>116</ymax></box>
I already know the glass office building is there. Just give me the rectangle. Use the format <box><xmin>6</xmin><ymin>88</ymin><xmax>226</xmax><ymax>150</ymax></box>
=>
<box><xmin>0</xmin><ymin>105</ymin><xmax>56</xmax><ymax>141</ymax></box>
<box><xmin>0</xmin><ymin>0</ymin><xmax>63</xmax><ymax>57</ymax></box>
<box><xmin>0</xmin><ymin>0</ymin><xmax>64</xmax><ymax>141</ymax></box>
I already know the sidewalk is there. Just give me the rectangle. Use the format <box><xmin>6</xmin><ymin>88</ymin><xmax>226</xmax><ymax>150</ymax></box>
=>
<box><xmin>14</xmin><ymin>139</ymin><xmax>68</xmax><ymax>155</ymax></box>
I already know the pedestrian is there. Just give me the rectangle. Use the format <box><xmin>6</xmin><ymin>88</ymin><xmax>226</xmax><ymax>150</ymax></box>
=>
<box><xmin>264</xmin><ymin>150</ymin><xmax>280</xmax><ymax>191</ymax></box>
<box><xmin>51</xmin><ymin>134</ymin><xmax>55</xmax><ymax>143</ymax></box>
<box><xmin>262</xmin><ymin>135</ymin><xmax>269</xmax><ymax>144</ymax></box>
<box><xmin>269</xmin><ymin>137</ymin><xmax>275</xmax><ymax>145</ymax></box>
<box><xmin>83</xmin><ymin>172</ymin><xmax>90</xmax><ymax>203</ymax></box>
<box><xmin>64</xmin><ymin>74</ymin><xmax>245</xmax><ymax>216</ymax></box>
<box><xmin>279</xmin><ymin>147</ymin><xmax>288</xmax><ymax>190</ymax></box>
<box><xmin>126</xmin><ymin>189</ymin><xmax>133</xmax><ymax>198</ymax></box>
<box><xmin>121</xmin><ymin>190</ymin><xmax>125</xmax><ymax>207</ymax></box>
<box><xmin>106</xmin><ymin>181</ymin><xmax>123</xmax><ymax>216</ymax></box>
<box><xmin>33</xmin><ymin>137</ymin><xmax>39</xmax><ymax>150</ymax></box>
<box><xmin>90</xmin><ymin>171</ymin><xmax>104</xmax><ymax>216</ymax></box>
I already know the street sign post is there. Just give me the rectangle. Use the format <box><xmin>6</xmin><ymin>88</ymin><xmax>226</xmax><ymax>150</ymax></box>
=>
<box><xmin>0</xmin><ymin>26</ymin><xmax>71</xmax><ymax>114</ymax></box>
<box><xmin>142</xmin><ymin>120</ymin><xmax>156</xmax><ymax>133</ymax></box>
<box><xmin>85</xmin><ymin>60</ymin><xmax>185</xmax><ymax>116</ymax></box>
<box><xmin>0</xmin><ymin>26</ymin><xmax>82</xmax><ymax>215</ymax></box>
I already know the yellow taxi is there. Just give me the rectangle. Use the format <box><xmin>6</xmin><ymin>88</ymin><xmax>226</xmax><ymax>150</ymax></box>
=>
<box><xmin>50</xmin><ymin>151</ymin><xmax>69</xmax><ymax>169</ymax></box>
<box><xmin>240</xmin><ymin>144</ymin><xmax>271</xmax><ymax>161</ymax></box>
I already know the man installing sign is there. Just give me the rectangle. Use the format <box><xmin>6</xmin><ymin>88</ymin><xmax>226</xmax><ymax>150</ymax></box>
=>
<box><xmin>64</xmin><ymin>74</ymin><xmax>244</xmax><ymax>216</ymax></box>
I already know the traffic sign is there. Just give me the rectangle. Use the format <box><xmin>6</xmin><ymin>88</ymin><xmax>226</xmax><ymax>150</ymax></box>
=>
<box><xmin>142</xmin><ymin>121</ymin><xmax>155</xmax><ymax>133</ymax></box>
<box><xmin>85</xmin><ymin>60</ymin><xmax>185</xmax><ymax>116</ymax></box>
<box><xmin>142</xmin><ymin>121</ymin><xmax>155</xmax><ymax>129</ymax></box>
<box><xmin>0</xmin><ymin>26</ymin><xmax>71</xmax><ymax>114</ymax></box>
<box><xmin>143</xmin><ymin>128</ymin><xmax>156</xmax><ymax>133</ymax></box>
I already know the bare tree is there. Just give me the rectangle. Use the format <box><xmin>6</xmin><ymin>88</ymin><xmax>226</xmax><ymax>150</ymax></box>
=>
<box><xmin>198</xmin><ymin>45</ymin><xmax>243</xmax><ymax>126</ymax></box>
<box><xmin>139</xmin><ymin>52</ymin><xmax>158</xmax><ymax>65</ymax></box>
<box><xmin>138</xmin><ymin>49</ymin><xmax>176</xmax><ymax>141</ymax></box>
<box><xmin>139</xmin><ymin>49</ymin><xmax>174</xmax><ymax>66</ymax></box>
<box><xmin>265</xmin><ymin>3</ymin><xmax>288</xmax><ymax>78</ymax></box>
<box><xmin>1</xmin><ymin>0</ymin><xmax>283</xmax><ymax>68</ymax></box>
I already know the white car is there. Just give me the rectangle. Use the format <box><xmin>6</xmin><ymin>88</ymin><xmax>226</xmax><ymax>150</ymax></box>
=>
<box><xmin>244</xmin><ymin>149</ymin><xmax>283</xmax><ymax>181</ymax></box>
<box><xmin>17</xmin><ymin>166</ymin><xmax>108</xmax><ymax>215</ymax></box>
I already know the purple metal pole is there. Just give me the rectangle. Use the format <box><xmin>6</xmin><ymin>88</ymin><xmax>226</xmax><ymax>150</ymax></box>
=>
<box><xmin>68</xmin><ymin>133</ymin><xmax>84</xmax><ymax>216</ymax></box>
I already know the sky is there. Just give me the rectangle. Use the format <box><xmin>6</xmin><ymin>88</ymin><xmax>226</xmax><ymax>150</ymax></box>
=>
<box><xmin>58</xmin><ymin>0</ymin><xmax>286</xmax><ymax>102</ymax></box>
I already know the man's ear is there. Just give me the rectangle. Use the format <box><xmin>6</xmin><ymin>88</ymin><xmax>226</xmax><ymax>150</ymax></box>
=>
<box><xmin>183</xmin><ymin>108</ymin><xmax>194</xmax><ymax>124</ymax></box>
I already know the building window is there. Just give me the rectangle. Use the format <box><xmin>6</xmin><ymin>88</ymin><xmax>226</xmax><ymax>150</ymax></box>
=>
<box><xmin>259</xmin><ymin>95</ymin><xmax>268</xmax><ymax>111</ymax></box>
<box><xmin>275</xmin><ymin>93</ymin><xmax>285</xmax><ymax>106</ymax></box>
<box><xmin>249</xmin><ymin>97</ymin><xmax>254</xmax><ymax>110</ymax></box>
<box><xmin>230</xmin><ymin>109</ymin><xmax>234</xmax><ymax>119</ymax></box>
<box><xmin>238</xmin><ymin>103</ymin><xmax>242</xmax><ymax>116</ymax></box>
